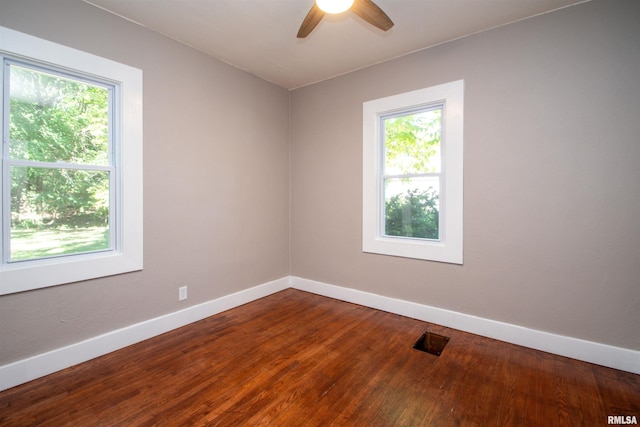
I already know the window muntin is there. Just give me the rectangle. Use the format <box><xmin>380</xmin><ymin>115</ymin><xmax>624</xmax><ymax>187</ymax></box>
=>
<box><xmin>363</xmin><ymin>80</ymin><xmax>463</xmax><ymax>264</ymax></box>
<box><xmin>5</xmin><ymin>61</ymin><xmax>115</xmax><ymax>263</ymax></box>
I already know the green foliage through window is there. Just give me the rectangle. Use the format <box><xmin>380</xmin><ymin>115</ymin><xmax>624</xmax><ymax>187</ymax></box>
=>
<box><xmin>385</xmin><ymin>188</ymin><xmax>439</xmax><ymax>239</ymax></box>
<box><xmin>6</xmin><ymin>62</ymin><xmax>112</xmax><ymax>261</ymax></box>
<box><xmin>383</xmin><ymin>107</ymin><xmax>442</xmax><ymax>240</ymax></box>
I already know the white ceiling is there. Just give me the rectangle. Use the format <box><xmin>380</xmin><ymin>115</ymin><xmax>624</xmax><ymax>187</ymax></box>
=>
<box><xmin>83</xmin><ymin>0</ymin><xmax>590</xmax><ymax>90</ymax></box>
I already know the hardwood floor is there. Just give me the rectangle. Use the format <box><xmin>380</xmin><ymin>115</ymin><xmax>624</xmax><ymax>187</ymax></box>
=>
<box><xmin>1</xmin><ymin>289</ymin><xmax>638</xmax><ymax>426</ymax></box>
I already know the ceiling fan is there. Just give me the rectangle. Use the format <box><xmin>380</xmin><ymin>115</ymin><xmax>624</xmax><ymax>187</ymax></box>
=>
<box><xmin>297</xmin><ymin>0</ymin><xmax>394</xmax><ymax>38</ymax></box>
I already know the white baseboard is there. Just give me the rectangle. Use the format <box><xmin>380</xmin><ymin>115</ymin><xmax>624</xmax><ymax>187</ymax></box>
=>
<box><xmin>290</xmin><ymin>276</ymin><xmax>640</xmax><ymax>375</ymax></box>
<box><xmin>0</xmin><ymin>277</ymin><xmax>290</xmax><ymax>392</ymax></box>
<box><xmin>2</xmin><ymin>275</ymin><xmax>637</xmax><ymax>392</ymax></box>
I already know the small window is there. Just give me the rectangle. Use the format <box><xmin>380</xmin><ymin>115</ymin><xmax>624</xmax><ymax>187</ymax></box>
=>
<box><xmin>382</xmin><ymin>106</ymin><xmax>442</xmax><ymax>241</ymax></box>
<box><xmin>363</xmin><ymin>80</ymin><xmax>463</xmax><ymax>264</ymax></box>
<box><xmin>1</xmin><ymin>26</ymin><xmax>143</xmax><ymax>295</ymax></box>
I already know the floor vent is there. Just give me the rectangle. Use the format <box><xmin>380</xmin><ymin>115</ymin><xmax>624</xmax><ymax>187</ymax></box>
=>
<box><xmin>413</xmin><ymin>331</ymin><xmax>450</xmax><ymax>356</ymax></box>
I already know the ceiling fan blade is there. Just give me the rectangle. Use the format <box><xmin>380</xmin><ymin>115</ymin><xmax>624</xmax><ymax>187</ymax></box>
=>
<box><xmin>351</xmin><ymin>0</ymin><xmax>394</xmax><ymax>31</ymax></box>
<box><xmin>297</xmin><ymin>3</ymin><xmax>326</xmax><ymax>38</ymax></box>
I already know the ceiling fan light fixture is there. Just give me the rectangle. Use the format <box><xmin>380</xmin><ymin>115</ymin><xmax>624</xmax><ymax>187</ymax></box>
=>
<box><xmin>316</xmin><ymin>0</ymin><xmax>354</xmax><ymax>14</ymax></box>
<box><xmin>298</xmin><ymin>0</ymin><xmax>392</xmax><ymax>38</ymax></box>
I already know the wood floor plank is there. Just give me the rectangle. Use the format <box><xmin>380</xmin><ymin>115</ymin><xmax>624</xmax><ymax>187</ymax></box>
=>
<box><xmin>1</xmin><ymin>289</ymin><xmax>638</xmax><ymax>426</ymax></box>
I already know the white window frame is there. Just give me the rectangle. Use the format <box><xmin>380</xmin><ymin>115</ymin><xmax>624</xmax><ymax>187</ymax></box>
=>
<box><xmin>0</xmin><ymin>26</ymin><xmax>143</xmax><ymax>295</ymax></box>
<box><xmin>363</xmin><ymin>80</ymin><xmax>463</xmax><ymax>264</ymax></box>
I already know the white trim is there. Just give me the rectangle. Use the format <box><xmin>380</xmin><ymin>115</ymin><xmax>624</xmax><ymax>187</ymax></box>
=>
<box><xmin>363</xmin><ymin>80</ymin><xmax>464</xmax><ymax>264</ymax></box>
<box><xmin>0</xmin><ymin>25</ymin><xmax>143</xmax><ymax>295</ymax></box>
<box><xmin>2</xmin><ymin>275</ymin><xmax>638</xmax><ymax>391</ymax></box>
<box><xmin>290</xmin><ymin>276</ymin><xmax>640</xmax><ymax>375</ymax></box>
<box><xmin>0</xmin><ymin>277</ymin><xmax>290</xmax><ymax>392</ymax></box>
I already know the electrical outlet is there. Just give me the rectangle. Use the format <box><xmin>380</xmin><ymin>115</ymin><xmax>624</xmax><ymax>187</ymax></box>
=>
<box><xmin>179</xmin><ymin>286</ymin><xmax>188</xmax><ymax>301</ymax></box>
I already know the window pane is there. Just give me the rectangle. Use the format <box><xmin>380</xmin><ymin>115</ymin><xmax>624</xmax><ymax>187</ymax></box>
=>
<box><xmin>384</xmin><ymin>177</ymin><xmax>439</xmax><ymax>240</ymax></box>
<box><xmin>8</xmin><ymin>65</ymin><xmax>109</xmax><ymax>166</ymax></box>
<box><xmin>10</xmin><ymin>167</ymin><xmax>110</xmax><ymax>261</ymax></box>
<box><xmin>383</xmin><ymin>108</ymin><xmax>441</xmax><ymax>175</ymax></box>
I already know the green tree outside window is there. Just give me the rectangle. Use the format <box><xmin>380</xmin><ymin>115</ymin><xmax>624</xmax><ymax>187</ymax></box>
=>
<box><xmin>383</xmin><ymin>109</ymin><xmax>441</xmax><ymax>240</ymax></box>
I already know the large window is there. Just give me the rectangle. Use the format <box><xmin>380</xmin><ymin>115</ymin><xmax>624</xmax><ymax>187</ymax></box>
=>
<box><xmin>6</xmin><ymin>62</ymin><xmax>114</xmax><ymax>261</ymax></box>
<box><xmin>363</xmin><ymin>80</ymin><xmax>463</xmax><ymax>264</ymax></box>
<box><xmin>1</xmin><ymin>26</ymin><xmax>143</xmax><ymax>295</ymax></box>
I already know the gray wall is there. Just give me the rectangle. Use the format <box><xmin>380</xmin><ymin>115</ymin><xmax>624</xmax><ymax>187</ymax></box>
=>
<box><xmin>290</xmin><ymin>0</ymin><xmax>640</xmax><ymax>350</ymax></box>
<box><xmin>0</xmin><ymin>0</ymin><xmax>290</xmax><ymax>364</ymax></box>
<box><xmin>0</xmin><ymin>0</ymin><xmax>638</xmax><ymax>367</ymax></box>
